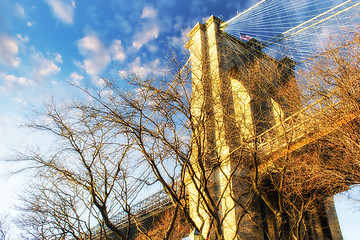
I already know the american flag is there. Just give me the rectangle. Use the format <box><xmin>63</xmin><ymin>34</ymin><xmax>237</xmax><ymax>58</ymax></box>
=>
<box><xmin>239</xmin><ymin>33</ymin><xmax>252</xmax><ymax>41</ymax></box>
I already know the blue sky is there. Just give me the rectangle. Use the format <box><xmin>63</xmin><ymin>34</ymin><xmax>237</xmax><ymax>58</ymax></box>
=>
<box><xmin>0</xmin><ymin>0</ymin><xmax>251</xmax><ymax>95</ymax></box>
<box><xmin>0</xmin><ymin>0</ymin><xmax>360</xmax><ymax>239</ymax></box>
<box><xmin>0</xmin><ymin>0</ymin><xmax>253</xmax><ymax>116</ymax></box>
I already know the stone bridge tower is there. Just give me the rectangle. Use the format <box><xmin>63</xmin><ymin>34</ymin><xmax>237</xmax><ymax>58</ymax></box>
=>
<box><xmin>185</xmin><ymin>16</ymin><xmax>342</xmax><ymax>240</ymax></box>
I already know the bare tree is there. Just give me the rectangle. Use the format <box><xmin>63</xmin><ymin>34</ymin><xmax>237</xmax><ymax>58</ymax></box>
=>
<box><xmin>18</xmin><ymin>178</ymin><xmax>99</xmax><ymax>239</ymax></box>
<box><xmin>135</xmin><ymin>207</ymin><xmax>191</xmax><ymax>240</ymax></box>
<box><xmin>76</xmin><ymin>42</ymin><xmax>300</xmax><ymax>239</ymax></box>
<box><xmin>0</xmin><ymin>215</ymin><xmax>9</xmax><ymax>240</ymax></box>
<box><xmin>16</xmin><ymin>97</ymin><xmax>150</xmax><ymax>239</ymax></box>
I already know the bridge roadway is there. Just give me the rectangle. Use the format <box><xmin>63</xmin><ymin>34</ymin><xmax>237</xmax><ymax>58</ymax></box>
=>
<box><xmin>257</xmin><ymin>91</ymin><xmax>357</xmax><ymax>165</ymax></box>
<box><xmin>111</xmin><ymin>190</ymin><xmax>172</xmax><ymax>226</ymax></box>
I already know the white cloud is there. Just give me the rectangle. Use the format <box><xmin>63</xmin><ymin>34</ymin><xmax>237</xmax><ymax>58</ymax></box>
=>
<box><xmin>2</xmin><ymin>74</ymin><xmax>33</xmax><ymax>88</ymax></box>
<box><xmin>117</xmin><ymin>58</ymin><xmax>166</xmax><ymax>78</ymax></box>
<box><xmin>141</xmin><ymin>6</ymin><xmax>158</xmax><ymax>19</ymax></box>
<box><xmin>0</xmin><ymin>34</ymin><xmax>20</xmax><ymax>68</ymax></box>
<box><xmin>38</xmin><ymin>59</ymin><xmax>60</xmax><ymax>77</ymax></box>
<box><xmin>130</xmin><ymin>57</ymin><xmax>165</xmax><ymax>77</ymax></box>
<box><xmin>168</xmin><ymin>27</ymin><xmax>191</xmax><ymax>49</ymax></box>
<box><xmin>17</xmin><ymin>34</ymin><xmax>29</xmax><ymax>42</ymax></box>
<box><xmin>14</xmin><ymin>97</ymin><xmax>28</xmax><ymax>107</ymax></box>
<box><xmin>118</xmin><ymin>70</ymin><xmax>128</xmax><ymax>78</ymax></box>
<box><xmin>33</xmin><ymin>53</ymin><xmax>61</xmax><ymax>80</ymax></box>
<box><xmin>95</xmin><ymin>77</ymin><xmax>106</xmax><ymax>86</ymax></box>
<box><xmin>201</xmin><ymin>16</ymin><xmax>211</xmax><ymax>23</ymax></box>
<box><xmin>78</xmin><ymin>35</ymin><xmax>111</xmax><ymax>79</ymax></box>
<box><xmin>68</xmin><ymin>72</ymin><xmax>83</xmax><ymax>85</ymax></box>
<box><xmin>55</xmin><ymin>53</ymin><xmax>63</xmax><ymax>63</ymax></box>
<box><xmin>78</xmin><ymin>35</ymin><xmax>102</xmax><ymax>54</ymax></box>
<box><xmin>111</xmin><ymin>40</ymin><xmax>126</xmax><ymax>62</ymax></box>
<box><xmin>45</xmin><ymin>0</ymin><xmax>75</xmax><ymax>25</ymax></box>
<box><xmin>132</xmin><ymin>24</ymin><xmax>160</xmax><ymax>50</ymax></box>
<box><xmin>27</xmin><ymin>21</ymin><xmax>33</xmax><ymax>27</ymax></box>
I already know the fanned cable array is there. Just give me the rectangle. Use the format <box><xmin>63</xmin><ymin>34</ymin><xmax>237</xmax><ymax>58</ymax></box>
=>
<box><xmin>221</xmin><ymin>0</ymin><xmax>360</xmax><ymax>65</ymax></box>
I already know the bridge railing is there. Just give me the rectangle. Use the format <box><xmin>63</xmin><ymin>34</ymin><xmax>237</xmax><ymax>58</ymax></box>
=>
<box><xmin>110</xmin><ymin>189</ymin><xmax>172</xmax><ymax>227</ymax></box>
<box><xmin>91</xmin><ymin>190</ymin><xmax>172</xmax><ymax>238</ymax></box>
<box><xmin>256</xmin><ymin>91</ymin><xmax>349</xmax><ymax>156</ymax></box>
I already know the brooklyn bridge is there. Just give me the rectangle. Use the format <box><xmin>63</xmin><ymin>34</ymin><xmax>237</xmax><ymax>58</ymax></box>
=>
<box><xmin>95</xmin><ymin>0</ymin><xmax>360</xmax><ymax>239</ymax></box>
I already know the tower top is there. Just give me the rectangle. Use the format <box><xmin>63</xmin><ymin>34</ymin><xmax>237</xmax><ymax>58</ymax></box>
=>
<box><xmin>185</xmin><ymin>16</ymin><xmax>224</xmax><ymax>49</ymax></box>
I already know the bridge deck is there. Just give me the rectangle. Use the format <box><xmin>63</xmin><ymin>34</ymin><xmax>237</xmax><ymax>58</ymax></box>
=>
<box><xmin>111</xmin><ymin>190</ymin><xmax>172</xmax><ymax>227</ymax></box>
<box><xmin>257</xmin><ymin>92</ymin><xmax>356</xmax><ymax>164</ymax></box>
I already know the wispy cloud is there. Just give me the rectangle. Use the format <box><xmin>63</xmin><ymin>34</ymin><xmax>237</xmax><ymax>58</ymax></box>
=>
<box><xmin>14</xmin><ymin>4</ymin><xmax>26</xmax><ymax>18</ymax></box>
<box><xmin>45</xmin><ymin>0</ymin><xmax>76</xmax><ymax>25</ymax></box>
<box><xmin>17</xmin><ymin>34</ymin><xmax>29</xmax><ymax>42</ymax></box>
<box><xmin>55</xmin><ymin>53</ymin><xmax>62</xmax><ymax>63</ymax></box>
<box><xmin>0</xmin><ymin>34</ymin><xmax>20</xmax><ymax>68</ymax></box>
<box><xmin>2</xmin><ymin>74</ymin><xmax>33</xmax><ymax>88</ymax></box>
<box><xmin>68</xmin><ymin>72</ymin><xmax>83</xmax><ymax>85</ymax></box>
<box><xmin>32</xmin><ymin>52</ymin><xmax>62</xmax><ymax>81</ymax></box>
<box><xmin>77</xmin><ymin>34</ymin><xmax>111</xmax><ymax>80</ymax></box>
<box><xmin>77</xmin><ymin>35</ymin><xmax>128</xmax><ymax>80</ymax></box>
<box><xmin>132</xmin><ymin>24</ymin><xmax>160</xmax><ymax>50</ymax></box>
<box><xmin>168</xmin><ymin>27</ymin><xmax>191</xmax><ymax>49</ymax></box>
<box><xmin>201</xmin><ymin>15</ymin><xmax>211</xmax><ymax>23</ymax></box>
<box><xmin>111</xmin><ymin>40</ymin><xmax>126</xmax><ymax>62</ymax></box>
<box><xmin>124</xmin><ymin>57</ymin><xmax>165</xmax><ymax>77</ymax></box>
<box><xmin>141</xmin><ymin>6</ymin><xmax>158</xmax><ymax>19</ymax></box>
<box><xmin>13</xmin><ymin>97</ymin><xmax>28</xmax><ymax>107</ymax></box>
